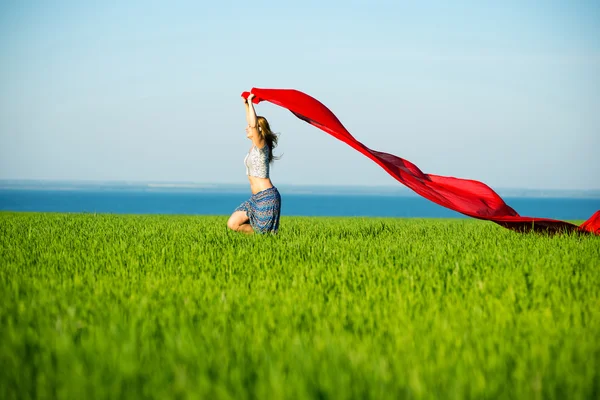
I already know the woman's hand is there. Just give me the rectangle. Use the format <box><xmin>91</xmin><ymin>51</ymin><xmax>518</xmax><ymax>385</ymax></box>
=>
<box><xmin>247</xmin><ymin>93</ymin><xmax>255</xmax><ymax>103</ymax></box>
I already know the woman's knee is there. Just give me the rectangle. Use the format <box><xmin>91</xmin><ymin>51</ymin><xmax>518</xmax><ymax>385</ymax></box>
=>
<box><xmin>227</xmin><ymin>216</ymin><xmax>238</xmax><ymax>231</ymax></box>
<box><xmin>227</xmin><ymin>211</ymin><xmax>249</xmax><ymax>231</ymax></box>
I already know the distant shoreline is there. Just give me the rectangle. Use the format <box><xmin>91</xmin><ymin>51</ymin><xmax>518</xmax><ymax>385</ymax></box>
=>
<box><xmin>1</xmin><ymin>179</ymin><xmax>599</xmax><ymax>199</ymax></box>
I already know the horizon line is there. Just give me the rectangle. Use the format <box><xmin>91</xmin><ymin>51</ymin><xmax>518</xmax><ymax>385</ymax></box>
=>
<box><xmin>1</xmin><ymin>178</ymin><xmax>599</xmax><ymax>194</ymax></box>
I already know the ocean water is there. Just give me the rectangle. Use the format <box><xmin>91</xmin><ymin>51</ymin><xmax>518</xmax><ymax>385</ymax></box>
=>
<box><xmin>1</xmin><ymin>189</ymin><xmax>598</xmax><ymax>220</ymax></box>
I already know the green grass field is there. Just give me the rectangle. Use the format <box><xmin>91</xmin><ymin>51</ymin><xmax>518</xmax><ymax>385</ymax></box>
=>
<box><xmin>1</xmin><ymin>212</ymin><xmax>599</xmax><ymax>399</ymax></box>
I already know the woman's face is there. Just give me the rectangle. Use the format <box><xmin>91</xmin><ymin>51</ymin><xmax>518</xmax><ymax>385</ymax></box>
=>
<box><xmin>245</xmin><ymin>125</ymin><xmax>254</xmax><ymax>139</ymax></box>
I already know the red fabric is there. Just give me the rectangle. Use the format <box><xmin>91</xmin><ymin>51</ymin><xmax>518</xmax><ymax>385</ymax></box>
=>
<box><xmin>242</xmin><ymin>88</ymin><xmax>600</xmax><ymax>235</ymax></box>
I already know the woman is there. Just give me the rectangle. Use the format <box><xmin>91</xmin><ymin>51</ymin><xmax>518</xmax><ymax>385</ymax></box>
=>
<box><xmin>227</xmin><ymin>93</ymin><xmax>281</xmax><ymax>234</ymax></box>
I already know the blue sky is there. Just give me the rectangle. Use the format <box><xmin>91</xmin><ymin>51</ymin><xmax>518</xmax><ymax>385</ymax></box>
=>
<box><xmin>1</xmin><ymin>0</ymin><xmax>599</xmax><ymax>189</ymax></box>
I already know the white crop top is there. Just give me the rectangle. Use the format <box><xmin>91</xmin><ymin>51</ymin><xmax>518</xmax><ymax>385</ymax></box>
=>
<box><xmin>244</xmin><ymin>145</ymin><xmax>270</xmax><ymax>178</ymax></box>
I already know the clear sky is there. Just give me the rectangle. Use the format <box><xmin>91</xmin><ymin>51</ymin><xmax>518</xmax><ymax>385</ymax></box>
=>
<box><xmin>1</xmin><ymin>0</ymin><xmax>599</xmax><ymax>190</ymax></box>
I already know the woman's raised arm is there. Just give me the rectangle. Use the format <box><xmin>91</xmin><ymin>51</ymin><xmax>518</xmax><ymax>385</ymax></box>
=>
<box><xmin>245</xmin><ymin>93</ymin><xmax>258</xmax><ymax>128</ymax></box>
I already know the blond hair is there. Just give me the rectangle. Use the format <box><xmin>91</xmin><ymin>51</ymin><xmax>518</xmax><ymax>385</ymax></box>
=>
<box><xmin>256</xmin><ymin>116</ymin><xmax>279</xmax><ymax>163</ymax></box>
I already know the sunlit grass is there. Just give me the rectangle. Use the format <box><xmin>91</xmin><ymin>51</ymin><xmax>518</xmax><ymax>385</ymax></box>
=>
<box><xmin>1</xmin><ymin>212</ymin><xmax>599</xmax><ymax>399</ymax></box>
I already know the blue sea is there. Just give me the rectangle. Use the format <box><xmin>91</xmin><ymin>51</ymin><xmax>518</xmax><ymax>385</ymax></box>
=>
<box><xmin>1</xmin><ymin>184</ymin><xmax>598</xmax><ymax>220</ymax></box>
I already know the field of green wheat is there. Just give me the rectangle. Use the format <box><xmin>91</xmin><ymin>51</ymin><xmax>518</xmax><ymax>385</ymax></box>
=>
<box><xmin>1</xmin><ymin>212</ymin><xmax>599</xmax><ymax>399</ymax></box>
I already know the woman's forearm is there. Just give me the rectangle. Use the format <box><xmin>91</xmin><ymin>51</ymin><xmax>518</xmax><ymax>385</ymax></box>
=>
<box><xmin>246</xmin><ymin>95</ymin><xmax>257</xmax><ymax>127</ymax></box>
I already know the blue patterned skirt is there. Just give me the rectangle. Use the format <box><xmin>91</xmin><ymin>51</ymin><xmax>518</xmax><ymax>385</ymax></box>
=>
<box><xmin>235</xmin><ymin>187</ymin><xmax>281</xmax><ymax>233</ymax></box>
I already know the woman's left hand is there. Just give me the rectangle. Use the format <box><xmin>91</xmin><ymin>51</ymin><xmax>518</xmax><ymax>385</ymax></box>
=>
<box><xmin>247</xmin><ymin>93</ymin><xmax>255</xmax><ymax>102</ymax></box>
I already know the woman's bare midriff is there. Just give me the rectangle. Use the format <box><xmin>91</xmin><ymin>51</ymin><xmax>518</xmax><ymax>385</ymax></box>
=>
<box><xmin>248</xmin><ymin>175</ymin><xmax>273</xmax><ymax>194</ymax></box>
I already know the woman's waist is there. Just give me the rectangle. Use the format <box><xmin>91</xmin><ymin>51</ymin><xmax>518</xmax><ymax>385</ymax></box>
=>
<box><xmin>248</xmin><ymin>176</ymin><xmax>273</xmax><ymax>194</ymax></box>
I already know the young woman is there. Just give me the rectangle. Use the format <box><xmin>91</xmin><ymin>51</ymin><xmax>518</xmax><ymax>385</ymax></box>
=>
<box><xmin>227</xmin><ymin>93</ymin><xmax>281</xmax><ymax>234</ymax></box>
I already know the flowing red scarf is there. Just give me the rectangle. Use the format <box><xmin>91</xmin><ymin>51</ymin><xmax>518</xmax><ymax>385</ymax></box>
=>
<box><xmin>242</xmin><ymin>88</ymin><xmax>600</xmax><ymax>235</ymax></box>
